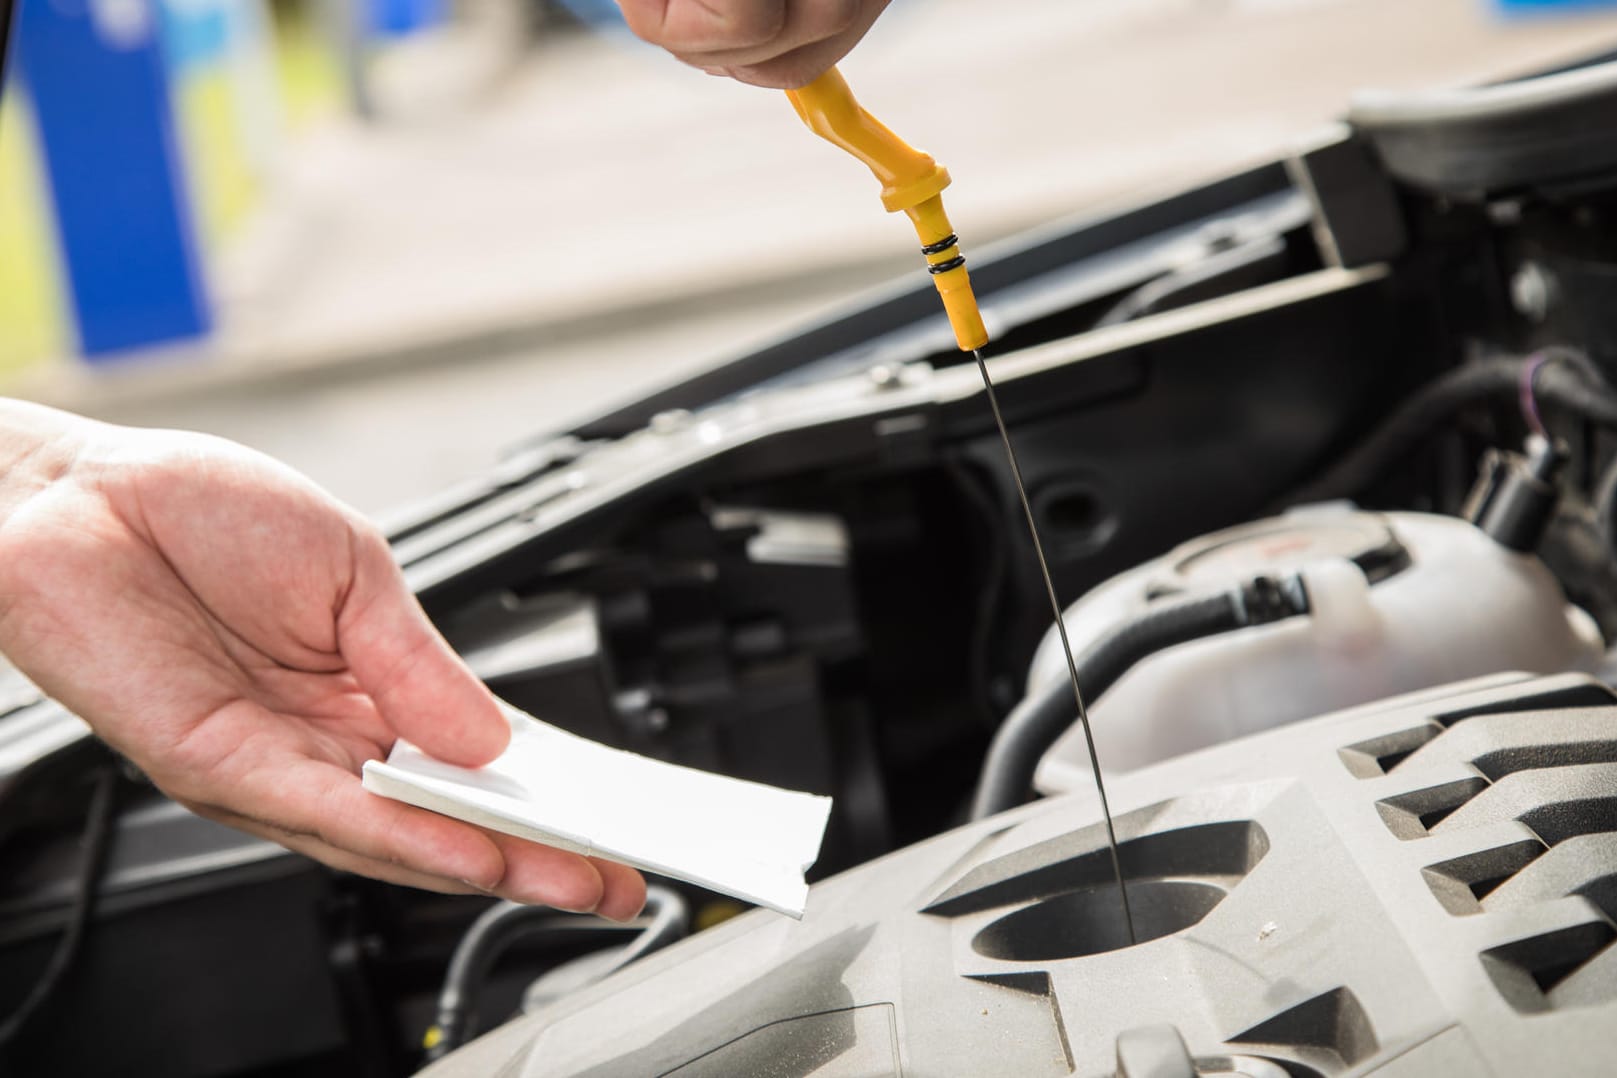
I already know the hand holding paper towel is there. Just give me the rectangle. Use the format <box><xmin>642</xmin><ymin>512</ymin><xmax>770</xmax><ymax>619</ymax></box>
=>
<box><xmin>363</xmin><ymin>705</ymin><xmax>832</xmax><ymax>917</ymax></box>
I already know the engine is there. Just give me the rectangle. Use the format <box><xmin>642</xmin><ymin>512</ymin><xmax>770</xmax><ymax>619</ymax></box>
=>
<box><xmin>10</xmin><ymin>46</ymin><xmax>1617</xmax><ymax>1078</ymax></box>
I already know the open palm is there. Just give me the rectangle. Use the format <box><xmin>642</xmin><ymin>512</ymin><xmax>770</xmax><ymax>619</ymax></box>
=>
<box><xmin>0</xmin><ymin>410</ymin><xmax>643</xmax><ymax>920</ymax></box>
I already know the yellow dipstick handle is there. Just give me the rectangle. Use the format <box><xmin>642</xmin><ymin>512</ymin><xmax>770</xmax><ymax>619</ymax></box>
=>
<box><xmin>786</xmin><ymin>67</ymin><xmax>989</xmax><ymax>352</ymax></box>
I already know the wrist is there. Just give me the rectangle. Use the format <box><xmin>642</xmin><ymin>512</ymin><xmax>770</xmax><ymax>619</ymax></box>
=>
<box><xmin>0</xmin><ymin>400</ymin><xmax>97</xmax><ymax>519</ymax></box>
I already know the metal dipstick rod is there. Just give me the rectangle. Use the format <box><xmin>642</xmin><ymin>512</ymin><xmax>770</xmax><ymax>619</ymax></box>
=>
<box><xmin>970</xmin><ymin>347</ymin><xmax>1134</xmax><ymax>943</ymax></box>
<box><xmin>785</xmin><ymin>67</ymin><xmax>1136</xmax><ymax>943</ymax></box>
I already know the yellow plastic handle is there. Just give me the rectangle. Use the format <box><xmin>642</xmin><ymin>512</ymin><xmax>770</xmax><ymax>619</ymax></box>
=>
<box><xmin>786</xmin><ymin>68</ymin><xmax>989</xmax><ymax>352</ymax></box>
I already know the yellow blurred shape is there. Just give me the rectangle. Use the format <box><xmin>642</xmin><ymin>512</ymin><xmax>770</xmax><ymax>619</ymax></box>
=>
<box><xmin>0</xmin><ymin>93</ymin><xmax>67</xmax><ymax>375</ymax></box>
<box><xmin>272</xmin><ymin>0</ymin><xmax>344</xmax><ymax>127</ymax></box>
<box><xmin>694</xmin><ymin>900</ymin><xmax>747</xmax><ymax>932</ymax></box>
<box><xmin>173</xmin><ymin>67</ymin><xmax>259</xmax><ymax>248</ymax></box>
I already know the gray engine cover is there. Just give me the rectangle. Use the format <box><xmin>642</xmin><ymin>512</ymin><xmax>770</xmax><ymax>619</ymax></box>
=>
<box><xmin>425</xmin><ymin>672</ymin><xmax>1617</xmax><ymax>1077</ymax></box>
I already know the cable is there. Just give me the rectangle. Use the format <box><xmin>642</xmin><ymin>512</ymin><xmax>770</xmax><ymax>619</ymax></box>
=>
<box><xmin>970</xmin><ymin>576</ymin><xmax>1309</xmax><ymax>821</ymax></box>
<box><xmin>424</xmin><ymin>885</ymin><xmax>689</xmax><ymax>1062</ymax></box>
<box><xmin>1520</xmin><ymin>348</ymin><xmax>1608</xmax><ymax>439</ymax></box>
<box><xmin>0</xmin><ymin>767</ymin><xmax>118</xmax><ymax>1051</ymax></box>
<box><xmin>1520</xmin><ymin>353</ymin><xmax>1553</xmax><ymax>439</ymax></box>
<box><xmin>565</xmin><ymin>884</ymin><xmax>687</xmax><ymax>985</ymax></box>
<box><xmin>1285</xmin><ymin>349</ymin><xmax>1617</xmax><ymax>506</ymax></box>
<box><xmin>519</xmin><ymin>884</ymin><xmax>689</xmax><ymax>1013</ymax></box>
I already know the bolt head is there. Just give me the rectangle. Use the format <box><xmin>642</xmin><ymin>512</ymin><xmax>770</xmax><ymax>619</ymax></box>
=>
<box><xmin>1511</xmin><ymin>263</ymin><xmax>1555</xmax><ymax>323</ymax></box>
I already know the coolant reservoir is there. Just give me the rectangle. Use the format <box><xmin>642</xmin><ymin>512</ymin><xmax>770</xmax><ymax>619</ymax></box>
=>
<box><xmin>1031</xmin><ymin>504</ymin><xmax>1604</xmax><ymax>794</ymax></box>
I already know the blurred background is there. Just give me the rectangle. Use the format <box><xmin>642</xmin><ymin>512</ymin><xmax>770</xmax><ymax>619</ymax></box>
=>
<box><xmin>5</xmin><ymin>0</ymin><xmax>1617</xmax><ymax>515</ymax></box>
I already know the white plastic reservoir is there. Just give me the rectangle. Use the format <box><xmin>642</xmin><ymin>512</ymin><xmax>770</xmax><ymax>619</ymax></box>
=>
<box><xmin>1031</xmin><ymin>504</ymin><xmax>1604</xmax><ymax>795</ymax></box>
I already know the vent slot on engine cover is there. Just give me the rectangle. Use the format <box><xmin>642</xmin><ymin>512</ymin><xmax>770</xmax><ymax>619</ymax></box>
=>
<box><xmin>1352</xmin><ymin>677</ymin><xmax>1617</xmax><ymax>1013</ymax></box>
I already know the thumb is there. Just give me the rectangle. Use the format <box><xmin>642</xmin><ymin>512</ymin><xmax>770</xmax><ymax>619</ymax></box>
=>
<box><xmin>339</xmin><ymin>528</ymin><xmax>508</xmax><ymax>767</ymax></box>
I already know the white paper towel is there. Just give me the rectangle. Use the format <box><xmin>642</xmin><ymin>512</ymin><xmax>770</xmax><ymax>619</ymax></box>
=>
<box><xmin>361</xmin><ymin>705</ymin><xmax>832</xmax><ymax>917</ymax></box>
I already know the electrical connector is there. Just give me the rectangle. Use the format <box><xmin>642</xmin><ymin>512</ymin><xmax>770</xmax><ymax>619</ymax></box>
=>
<box><xmin>1464</xmin><ymin>433</ymin><xmax>1567</xmax><ymax>552</ymax></box>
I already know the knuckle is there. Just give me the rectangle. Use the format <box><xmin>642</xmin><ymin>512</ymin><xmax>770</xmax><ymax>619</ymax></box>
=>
<box><xmin>620</xmin><ymin>1</ymin><xmax>786</xmax><ymax>51</ymax></box>
<box><xmin>720</xmin><ymin>2</ymin><xmax>787</xmax><ymax>48</ymax></box>
<box><xmin>807</xmin><ymin>0</ymin><xmax>859</xmax><ymax>36</ymax></box>
<box><xmin>349</xmin><ymin>517</ymin><xmax>392</xmax><ymax>563</ymax></box>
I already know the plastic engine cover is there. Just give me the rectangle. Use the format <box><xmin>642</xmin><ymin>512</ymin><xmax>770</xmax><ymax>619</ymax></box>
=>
<box><xmin>424</xmin><ymin>671</ymin><xmax>1617</xmax><ymax>1077</ymax></box>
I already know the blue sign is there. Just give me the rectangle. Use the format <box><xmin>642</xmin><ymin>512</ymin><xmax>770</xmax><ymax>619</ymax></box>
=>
<box><xmin>17</xmin><ymin>0</ymin><xmax>211</xmax><ymax>359</ymax></box>
<box><xmin>368</xmin><ymin>0</ymin><xmax>444</xmax><ymax>38</ymax></box>
<box><xmin>1496</xmin><ymin>0</ymin><xmax>1617</xmax><ymax>12</ymax></box>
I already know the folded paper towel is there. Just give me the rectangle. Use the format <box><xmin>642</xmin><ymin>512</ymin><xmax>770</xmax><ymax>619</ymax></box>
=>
<box><xmin>362</xmin><ymin>706</ymin><xmax>832</xmax><ymax>917</ymax></box>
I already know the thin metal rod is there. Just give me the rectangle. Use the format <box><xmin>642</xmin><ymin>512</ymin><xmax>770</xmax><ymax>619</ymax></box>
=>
<box><xmin>970</xmin><ymin>347</ymin><xmax>1136</xmax><ymax>944</ymax></box>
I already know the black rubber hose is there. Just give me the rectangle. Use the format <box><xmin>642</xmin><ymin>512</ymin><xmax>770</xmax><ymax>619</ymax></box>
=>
<box><xmin>1286</xmin><ymin>351</ymin><xmax>1617</xmax><ymax>506</ymax></box>
<box><xmin>0</xmin><ymin>767</ymin><xmax>118</xmax><ymax>1053</ymax></box>
<box><xmin>970</xmin><ymin>592</ymin><xmax>1247</xmax><ymax>821</ymax></box>
<box><xmin>425</xmin><ymin>885</ymin><xmax>689</xmax><ymax>1062</ymax></box>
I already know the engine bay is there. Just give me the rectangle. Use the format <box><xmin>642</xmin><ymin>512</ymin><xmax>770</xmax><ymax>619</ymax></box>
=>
<box><xmin>8</xmin><ymin>47</ymin><xmax>1617</xmax><ymax>1077</ymax></box>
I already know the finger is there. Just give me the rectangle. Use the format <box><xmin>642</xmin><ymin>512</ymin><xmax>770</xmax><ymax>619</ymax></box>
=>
<box><xmin>589</xmin><ymin>857</ymin><xmax>649</xmax><ymax>923</ymax></box>
<box><xmin>204</xmin><ymin>750</ymin><xmax>510</xmax><ymax>888</ymax></box>
<box><xmin>287</xmin><ymin>825</ymin><xmax>639</xmax><ymax>917</ymax></box>
<box><xmin>219</xmin><ymin>811</ymin><xmax>487</xmax><ymax>894</ymax></box>
<box><xmin>338</xmin><ymin>527</ymin><xmax>508</xmax><ymax>767</ymax></box>
<box><xmin>227</xmin><ymin>756</ymin><xmax>607</xmax><ymax>909</ymax></box>
<box><xmin>288</xmin><ymin>839</ymin><xmax>485</xmax><ymax>894</ymax></box>
<box><xmin>658</xmin><ymin>0</ymin><xmax>864</xmax><ymax>70</ymax></box>
<box><xmin>202</xmin><ymin>796</ymin><xmax>610</xmax><ymax>911</ymax></box>
<box><xmin>618</xmin><ymin>0</ymin><xmax>787</xmax><ymax>54</ymax></box>
<box><xmin>487</xmin><ymin>831</ymin><xmax>608</xmax><ymax>912</ymax></box>
<box><xmin>709</xmin><ymin>13</ymin><xmax>879</xmax><ymax>89</ymax></box>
